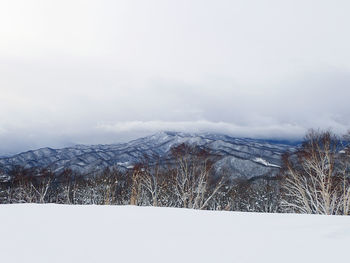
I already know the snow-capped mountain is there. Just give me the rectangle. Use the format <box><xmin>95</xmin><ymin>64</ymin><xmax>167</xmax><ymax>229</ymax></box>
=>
<box><xmin>0</xmin><ymin>131</ymin><xmax>296</xmax><ymax>179</ymax></box>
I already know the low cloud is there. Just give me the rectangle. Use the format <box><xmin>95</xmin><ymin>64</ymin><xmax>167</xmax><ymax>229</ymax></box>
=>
<box><xmin>97</xmin><ymin>120</ymin><xmax>307</xmax><ymax>140</ymax></box>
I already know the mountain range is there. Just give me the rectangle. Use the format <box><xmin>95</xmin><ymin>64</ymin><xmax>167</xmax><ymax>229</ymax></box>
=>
<box><xmin>0</xmin><ymin>131</ymin><xmax>297</xmax><ymax>179</ymax></box>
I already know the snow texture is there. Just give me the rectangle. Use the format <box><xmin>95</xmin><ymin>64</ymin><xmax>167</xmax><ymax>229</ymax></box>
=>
<box><xmin>253</xmin><ymin>157</ymin><xmax>281</xmax><ymax>168</ymax></box>
<box><xmin>0</xmin><ymin>204</ymin><xmax>349</xmax><ymax>263</ymax></box>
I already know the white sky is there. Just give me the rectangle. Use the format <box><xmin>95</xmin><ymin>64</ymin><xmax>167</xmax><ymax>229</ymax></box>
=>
<box><xmin>1</xmin><ymin>0</ymin><xmax>350</xmax><ymax>153</ymax></box>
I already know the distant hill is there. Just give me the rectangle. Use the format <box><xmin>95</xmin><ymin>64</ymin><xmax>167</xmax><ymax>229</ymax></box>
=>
<box><xmin>0</xmin><ymin>131</ymin><xmax>297</xmax><ymax>179</ymax></box>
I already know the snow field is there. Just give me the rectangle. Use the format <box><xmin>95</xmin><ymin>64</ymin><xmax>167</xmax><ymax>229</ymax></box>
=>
<box><xmin>0</xmin><ymin>204</ymin><xmax>349</xmax><ymax>263</ymax></box>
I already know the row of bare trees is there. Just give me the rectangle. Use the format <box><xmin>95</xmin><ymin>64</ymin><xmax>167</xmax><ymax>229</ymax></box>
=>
<box><xmin>130</xmin><ymin>145</ymin><xmax>226</xmax><ymax>209</ymax></box>
<box><xmin>0</xmin><ymin>144</ymin><xmax>282</xmax><ymax>212</ymax></box>
<box><xmin>127</xmin><ymin>130</ymin><xmax>350</xmax><ymax>215</ymax></box>
<box><xmin>1</xmin><ymin>130</ymin><xmax>349</xmax><ymax>215</ymax></box>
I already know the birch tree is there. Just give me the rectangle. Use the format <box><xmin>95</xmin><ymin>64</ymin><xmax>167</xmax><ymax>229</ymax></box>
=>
<box><xmin>170</xmin><ymin>144</ymin><xmax>224</xmax><ymax>210</ymax></box>
<box><xmin>282</xmin><ymin>130</ymin><xmax>349</xmax><ymax>215</ymax></box>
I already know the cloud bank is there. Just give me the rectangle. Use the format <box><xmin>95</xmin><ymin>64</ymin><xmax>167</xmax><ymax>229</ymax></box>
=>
<box><xmin>1</xmin><ymin>0</ymin><xmax>350</xmax><ymax>154</ymax></box>
<box><xmin>97</xmin><ymin>120</ymin><xmax>307</xmax><ymax>139</ymax></box>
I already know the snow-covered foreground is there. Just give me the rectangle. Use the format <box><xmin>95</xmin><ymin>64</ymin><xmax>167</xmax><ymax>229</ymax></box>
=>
<box><xmin>1</xmin><ymin>205</ymin><xmax>349</xmax><ymax>263</ymax></box>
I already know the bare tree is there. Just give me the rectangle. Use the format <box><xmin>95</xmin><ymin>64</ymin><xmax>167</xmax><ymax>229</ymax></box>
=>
<box><xmin>170</xmin><ymin>144</ymin><xmax>224</xmax><ymax>210</ymax></box>
<box><xmin>137</xmin><ymin>163</ymin><xmax>160</xmax><ymax>206</ymax></box>
<box><xmin>130</xmin><ymin>167</ymin><xmax>141</xmax><ymax>206</ymax></box>
<box><xmin>282</xmin><ymin>130</ymin><xmax>349</xmax><ymax>215</ymax></box>
<box><xmin>30</xmin><ymin>168</ymin><xmax>54</xmax><ymax>203</ymax></box>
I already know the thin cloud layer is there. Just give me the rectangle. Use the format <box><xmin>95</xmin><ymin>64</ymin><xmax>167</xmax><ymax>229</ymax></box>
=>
<box><xmin>97</xmin><ymin>120</ymin><xmax>307</xmax><ymax>139</ymax></box>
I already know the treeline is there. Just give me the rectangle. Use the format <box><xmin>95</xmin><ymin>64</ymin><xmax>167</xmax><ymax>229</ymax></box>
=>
<box><xmin>0</xmin><ymin>144</ymin><xmax>282</xmax><ymax>212</ymax></box>
<box><xmin>1</xmin><ymin>130</ymin><xmax>350</xmax><ymax>215</ymax></box>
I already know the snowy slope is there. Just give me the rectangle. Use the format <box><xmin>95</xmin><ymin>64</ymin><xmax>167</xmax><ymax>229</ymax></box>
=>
<box><xmin>0</xmin><ymin>204</ymin><xmax>349</xmax><ymax>263</ymax></box>
<box><xmin>0</xmin><ymin>131</ymin><xmax>295</xmax><ymax>179</ymax></box>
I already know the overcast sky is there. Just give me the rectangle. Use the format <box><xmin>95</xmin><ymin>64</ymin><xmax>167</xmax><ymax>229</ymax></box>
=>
<box><xmin>1</xmin><ymin>0</ymin><xmax>350</xmax><ymax>154</ymax></box>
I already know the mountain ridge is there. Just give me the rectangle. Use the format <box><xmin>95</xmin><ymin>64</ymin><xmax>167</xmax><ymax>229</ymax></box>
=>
<box><xmin>0</xmin><ymin>131</ymin><xmax>297</xmax><ymax>179</ymax></box>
